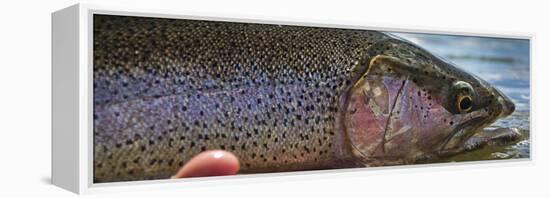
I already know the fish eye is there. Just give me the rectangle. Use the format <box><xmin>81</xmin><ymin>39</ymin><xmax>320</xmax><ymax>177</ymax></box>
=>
<box><xmin>457</xmin><ymin>95</ymin><xmax>473</xmax><ymax>113</ymax></box>
<box><xmin>452</xmin><ymin>81</ymin><xmax>475</xmax><ymax>113</ymax></box>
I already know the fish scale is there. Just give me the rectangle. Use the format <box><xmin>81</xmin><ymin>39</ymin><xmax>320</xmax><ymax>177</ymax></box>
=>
<box><xmin>93</xmin><ymin>15</ymin><xmax>389</xmax><ymax>182</ymax></box>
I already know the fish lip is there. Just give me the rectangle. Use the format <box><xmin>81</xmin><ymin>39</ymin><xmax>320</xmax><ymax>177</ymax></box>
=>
<box><xmin>437</xmin><ymin>116</ymin><xmax>489</xmax><ymax>153</ymax></box>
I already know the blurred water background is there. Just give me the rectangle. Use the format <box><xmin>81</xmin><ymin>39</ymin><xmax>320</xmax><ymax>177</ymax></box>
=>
<box><xmin>391</xmin><ymin>32</ymin><xmax>530</xmax><ymax>161</ymax></box>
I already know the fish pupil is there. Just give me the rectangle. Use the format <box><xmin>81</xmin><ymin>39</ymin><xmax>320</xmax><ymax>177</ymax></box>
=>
<box><xmin>460</xmin><ymin>97</ymin><xmax>472</xmax><ymax>110</ymax></box>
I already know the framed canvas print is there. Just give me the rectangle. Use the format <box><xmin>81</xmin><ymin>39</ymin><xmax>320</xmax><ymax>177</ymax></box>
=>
<box><xmin>52</xmin><ymin>4</ymin><xmax>532</xmax><ymax>194</ymax></box>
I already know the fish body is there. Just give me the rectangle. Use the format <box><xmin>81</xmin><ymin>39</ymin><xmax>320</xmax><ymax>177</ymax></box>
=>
<box><xmin>93</xmin><ymin>15</ymin><xmax>514</xmax><ymax>182</ymax></box>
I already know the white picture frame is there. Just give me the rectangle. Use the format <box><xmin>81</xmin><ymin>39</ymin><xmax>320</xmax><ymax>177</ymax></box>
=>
<box><xmin>52</xmin><ymin>3</ymin><xmax>534</xmax><ymax>194</ymax></box>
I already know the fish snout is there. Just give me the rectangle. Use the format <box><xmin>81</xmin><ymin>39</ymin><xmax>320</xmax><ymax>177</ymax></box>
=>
<box><xmin>494</xmin><ymin>87</ymin><xmax>515</xmax><ymax>117</ymax></box>
<box><xmin>498</xmin><ymin>95</ymin><xmax>515</xmax><ymax>117</ymax></box>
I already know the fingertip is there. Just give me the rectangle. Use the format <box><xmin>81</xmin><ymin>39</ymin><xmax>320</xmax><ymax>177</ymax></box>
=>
<box><xmin>173</xmin><ymin>150</ymin><xmax>240</xmax><ymax>179</ymax></box>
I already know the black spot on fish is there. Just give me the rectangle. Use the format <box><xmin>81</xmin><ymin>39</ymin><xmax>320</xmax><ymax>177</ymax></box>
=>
<box><xmin>178</xmin><ymin>146</ymin><xmax>185</xmax><ymax>153</ymax></box>
<box><xmin>149</xmin><ymin>159</ymin><xmax>157</xmax><ymax>165</ymax></box>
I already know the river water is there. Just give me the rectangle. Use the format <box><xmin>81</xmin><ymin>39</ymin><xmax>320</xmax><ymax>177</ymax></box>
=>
<box><xmin>391</xmin><ymin>32</ymin><xmax>530</xmax><ymax>162</ymax></box>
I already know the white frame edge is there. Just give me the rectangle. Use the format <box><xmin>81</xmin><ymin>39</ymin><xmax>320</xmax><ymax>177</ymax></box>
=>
<box><xmin>52</xmin><ymin>4</ymin><xmax>80</xmax><ymax>193</ymax></box>
<box><xmin>51</xmin><ymin>3</ymin><xmax>534</xmax><ymax>194</ymax></box>
<box><xmin>52</xmin><ymin>4</ymin><xmax>91</xmax><ymax>194</ymax></box>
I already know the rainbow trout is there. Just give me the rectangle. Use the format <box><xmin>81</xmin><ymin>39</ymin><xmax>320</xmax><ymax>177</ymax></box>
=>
<box><xmin>93</xmin><ymin>15</ymin><xmax>515</xmax><ymax>183</ymax></box>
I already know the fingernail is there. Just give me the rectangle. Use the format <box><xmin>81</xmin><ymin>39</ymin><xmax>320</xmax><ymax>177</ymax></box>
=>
<box><xmin>212</xmin><ymin>151</ymin><xmax>224</xmax><ymax>159</ymax></box>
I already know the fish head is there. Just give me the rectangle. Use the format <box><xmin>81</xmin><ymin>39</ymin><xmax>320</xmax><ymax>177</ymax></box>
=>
<box><xmin>343</xmin><ymin>37</ymin><xmax>515</xmax><ymax>165</ymax></box>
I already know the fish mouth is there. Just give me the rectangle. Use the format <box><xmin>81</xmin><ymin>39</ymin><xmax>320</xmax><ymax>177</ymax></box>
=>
<box><xmin>437</xmin><ymin>98</ymin><xmax>515</xmax><ymax>156</ymax></box>
<box><xmin>438</xmin><ymin>116</ymin><xmax>489</xmax><ymax>155</ymax></box>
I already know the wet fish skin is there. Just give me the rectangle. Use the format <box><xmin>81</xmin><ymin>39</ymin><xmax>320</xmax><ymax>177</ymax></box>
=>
<box><xmin>93</xmin><ymin>15</ymin><xmax>389</xmax><ymax>182</ymax></box>
<box><xmin>92</xmin><ymin>15</ymin><xmax>514</xmax><ymax>183</ymax></box>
